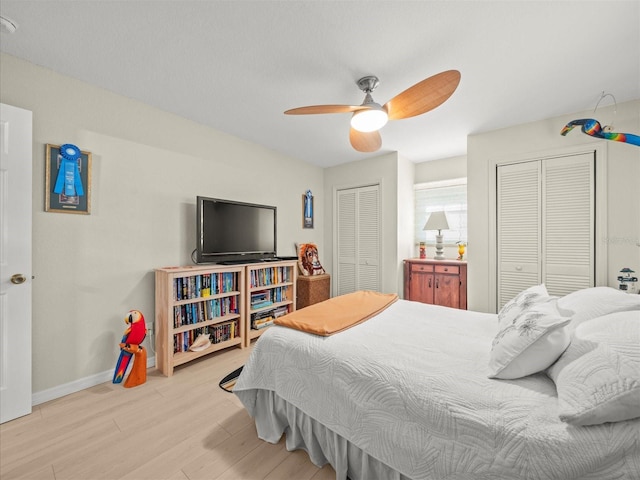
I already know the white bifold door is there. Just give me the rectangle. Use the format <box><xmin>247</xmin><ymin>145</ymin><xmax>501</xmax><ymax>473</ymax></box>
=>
<box><xmin>497</xmin><ymin>152</ymin><xmax>595</xmax><ymax>308</ymax></box>
<box><xmin>335</xmin><ymin>184</ymin><xmax>381</xmax><ymax>296</ymax></box>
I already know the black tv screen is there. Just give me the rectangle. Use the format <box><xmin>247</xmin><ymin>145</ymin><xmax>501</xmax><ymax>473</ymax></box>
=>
<box><xmin>196</xmin><ymin>196</ymin><xmax>277</xmax><ymax>263</ymax></box>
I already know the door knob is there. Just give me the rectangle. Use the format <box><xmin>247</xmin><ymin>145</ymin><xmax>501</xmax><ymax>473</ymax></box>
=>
<box><xmin>10</xmin><ymin>274</ymin><xmax>26</xmax><ymax>285</ymax></box>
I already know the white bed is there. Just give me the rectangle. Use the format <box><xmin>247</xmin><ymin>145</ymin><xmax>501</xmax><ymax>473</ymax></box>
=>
<box><xmin>234</xmin><ymin>290</ymin><xmax>640</xmax><ymax>480</ymax></box>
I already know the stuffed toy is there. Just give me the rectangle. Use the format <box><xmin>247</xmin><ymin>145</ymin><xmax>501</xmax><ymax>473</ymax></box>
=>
<box><xmin>297</xmin><ymin>243</ymin><xmax>326</xmax><ymax>276</ymax></box>
<box><xmin>112</xmin><ymin>309</ymin><xmax>147</xmax><ymax>387</ymax></box>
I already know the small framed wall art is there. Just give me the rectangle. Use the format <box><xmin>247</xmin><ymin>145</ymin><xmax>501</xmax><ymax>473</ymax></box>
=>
<box><xmin>303</xmin><ymin>190</ymin><xmax>314</xmax><ymax>229</ymax></box>
<box><xmin>45</xmin><ymin>143</ymin><xmax>92</xmax><ymax>214</ymax></box>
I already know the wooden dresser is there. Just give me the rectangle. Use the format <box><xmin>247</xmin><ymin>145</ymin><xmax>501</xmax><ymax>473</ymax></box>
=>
<box><xmin>403</xmin><ymin>259</ymin><xmax>467</xmax><ymax>310</ymax></box>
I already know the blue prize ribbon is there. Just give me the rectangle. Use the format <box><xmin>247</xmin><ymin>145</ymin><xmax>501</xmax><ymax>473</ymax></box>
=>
<box><xmin>305</xmin><ymin>190</ymin><xmax>313</xmax><ymax>219</ymax></box>
<box><xmin>53</xmin><ymin>144</ymin><xmax>84</xmax><ymax>196</ymax></box>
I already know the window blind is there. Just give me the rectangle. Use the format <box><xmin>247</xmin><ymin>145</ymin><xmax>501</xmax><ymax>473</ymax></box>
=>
<box><xmin>414</xmin><ymin>180</ymin><xmax>467</xmax><ymax>245</ymax></box>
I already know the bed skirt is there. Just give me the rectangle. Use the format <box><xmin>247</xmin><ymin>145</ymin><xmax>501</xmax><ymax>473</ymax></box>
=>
<box><xmin>239</xmin><ymin>388</ymin><xmax>409</xmax><ymax>480</ymax></box>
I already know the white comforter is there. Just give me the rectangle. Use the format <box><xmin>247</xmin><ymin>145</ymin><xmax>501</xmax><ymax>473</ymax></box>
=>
<box><xmin>234</xmin><ymin>299</ymin><xmax>640</xmax><ymax>479</ymax></box>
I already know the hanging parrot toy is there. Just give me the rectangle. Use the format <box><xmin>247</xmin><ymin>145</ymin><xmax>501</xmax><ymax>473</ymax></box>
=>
<box><xmin>560</xmin><ymin>118</ymin><xmax>640</xmax><ymax>146</ymax></box>
<box><xmin>112</xmin><ymin>310</ymin><xmax>148</xmax><ymax>388</ymax></box>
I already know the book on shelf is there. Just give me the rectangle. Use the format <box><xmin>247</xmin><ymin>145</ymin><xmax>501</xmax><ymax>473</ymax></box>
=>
<box><xmin>174</xmin><ymin>272</ymin><xmax>239</xmax><ymax>301</ymax></box>
<box><xmin>250</xmin><ymin>265</ymin><xmax>292</xmax><ymax>288</ymax></box>
<box><xmin>172</xmin><ymin>319</ymin><xmax>240</xmax><ymax>353</ymax></box>
<box><xmin>272</xmin><ymin>305</ymin><xmax>289</xmax><ymax>318</ymax></box>
<box><xmin>251</xmin><ymin>301</ymin><xmax>273</xmax><ymax>310</ymax></box>
<box><xmin>251</xmin><ymin>310</ymin><xmax>274</xmax><ymax>329</ymax></box>
<box><xmin>251</xmin><ymin>290</ymin><xmax>273</xmax><ymax>309</ymax></box>
<box><xmin>252</xmin><ymin>318</ymin><xmax>274</xmax><ymax>330</ymax></box>
<box><xmin>250</xmin><ymin>304</ymin><xmax>290</xmax><ymax>329</ymax></box>
<box><xmin>173</xmin><ymin>295</ymin><xmax>239</xmax><ymax>328</ymax></box>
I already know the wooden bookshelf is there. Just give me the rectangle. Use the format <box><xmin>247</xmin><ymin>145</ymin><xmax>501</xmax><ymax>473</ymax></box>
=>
<box><xmin>155</xmin><ymin>264</ymin><xmax>244</xmax><ymax>376</ymax></box>
<box><xmin>245</xmin><ymin>260</ymin><xmax>297</xmax><ymax>347</ymax></box>
<box><xmin>155</xmin><ymin>260</ymin><xmax>297</xmax><ymax>375</ymax></box>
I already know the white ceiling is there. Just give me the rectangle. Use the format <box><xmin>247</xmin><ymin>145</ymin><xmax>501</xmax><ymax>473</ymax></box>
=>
<box><xmin>1</xmin><ymin>1</ymin><xmax>638</xmax><ymax>168</ymax></box>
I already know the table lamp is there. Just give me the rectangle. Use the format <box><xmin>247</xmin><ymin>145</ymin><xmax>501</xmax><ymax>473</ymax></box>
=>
<box><xmin>423</xmin><ymin>211</ymin><xmax>449</xmax><ymax>260</ymax></box>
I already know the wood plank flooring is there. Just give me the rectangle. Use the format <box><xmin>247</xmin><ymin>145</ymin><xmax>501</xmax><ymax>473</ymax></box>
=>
<box><xmin>0</xmin><ymin>346</ymin><xmax>336</xmax><ymax>480</ymax></box>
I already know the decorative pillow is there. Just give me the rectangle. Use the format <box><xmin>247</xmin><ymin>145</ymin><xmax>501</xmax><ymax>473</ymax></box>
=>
<box><xmin>296</xmin><ymin>243</ymin><xmax>326</xmax><ymax>276</ymax></box>
<box><xmin>489</xmin><ymin>297</ymin><xmax>571</xmax><ymax>379</ymax></box>
<box><xmin>497</xmin><ymin>284</ymin><xmax>550</xmax><ymax>329</ymax></box>
<box><xmin>557</xmin><ymin>286</ymin><xmax>640</xmax><ymax>332</ymax></box>
<box><xmin>546</xmin><ymin>310</ymin><xmax>640</xmax><ymax>426</ymax></box>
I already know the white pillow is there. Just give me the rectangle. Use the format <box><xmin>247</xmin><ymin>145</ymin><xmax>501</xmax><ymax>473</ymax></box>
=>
<box><xmin>546</xmin><ymin>310</ymin><xmax>640</xmax><ymax>426</ymax></box>
<box><xmin>557</xmin><ymin>286</ymin><xmax>640</xmax><ymax>331</ymax></box>
<box><xmin>489</xmin><ymin>298</ymin><xmax>571</xmax><ymax>379</ymax></box>
<box><xmin>498</xmin><ymin>284</ymin><xmax>549</xmax><ymax>329</ymax></box>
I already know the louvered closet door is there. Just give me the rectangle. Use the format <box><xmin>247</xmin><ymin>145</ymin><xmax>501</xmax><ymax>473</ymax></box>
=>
<box><xmin>542</xmin><ymin>153</ymin><xmax>594</xmax><ymax>296</ymax></box>
<box><xmin>497</xmin><ymin>161</ymin><xmax>541</xmax><ymax>308</ymax></box>
<box><xmin>336</xmin><ymin>184</ymin><xmax>381</xmax><ymax>295</ymax></box>
<box><xmin>337</xmin><ymin>189</ymin><xmax>357</xmax><ymax>295</ymax></box>
<box><xmin>497</xmin><ymin>152</ymin><xmax>595</xmax><ymax>308</ymax></box>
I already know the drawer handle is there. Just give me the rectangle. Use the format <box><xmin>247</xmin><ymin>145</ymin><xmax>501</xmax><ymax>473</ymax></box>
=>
<box><xmin>444</xmin><ymin>267</ymin><xmax>448</xmax><ymax>272</ymax></box>
<box><xmin>428</xmin><ymin>278</ymin><xmax>432</xmax><ymax>288</ymax></box>
<box><xmin>516</xmin><ymin>266</ymin><xmax>523</xmax><ymax>271</ymax></box>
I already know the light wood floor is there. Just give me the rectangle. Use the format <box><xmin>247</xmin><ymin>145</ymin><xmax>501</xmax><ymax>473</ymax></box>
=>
<box><xmin>0</xmin><ymin>346</ymin><xmax>336</xmax><ymax>480</ymax></box>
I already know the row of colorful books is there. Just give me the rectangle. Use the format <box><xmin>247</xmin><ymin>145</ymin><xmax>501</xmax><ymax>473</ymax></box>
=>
<box><xmin>173</xmin><ymin>296</ymin><xmax>239</xmax><ymax>328</ymax></box>
<box><xmin>251</xmin><ymin>305</ymin><xmax>289</xmax><ymax>330</ymax></box>
<box><xmin>250</xmin><ymin>286</ymin><xmax>289</xmax><ymax>310</ymax></box>
<box><xmin>173</xmin><ymin>272</ymin><xmax>238</xmax><ymax>301</ymax></box>
<box><xmin>173</xmin><ymin>320</ymin><xmax>239</xmax><ymax>353</ymax></box>
<box><xmin>249</xmin><ymin>266</ymin><xmax>291</xmax><ymax>288</ymax></box>
<box><xmin>250</xmin><ymin>290</ymin><xmax>272</xmax><ymax>309</ymax></box>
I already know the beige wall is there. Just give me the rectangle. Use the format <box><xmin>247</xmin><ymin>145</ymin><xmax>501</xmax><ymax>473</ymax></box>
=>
<box><xmin>414</xmin><ymin>155</ymin><xmax>466</xmax><ymax>184</ymax></box>
<box><xmin>468</xmin><ymin>99</ymin><xmax>640</xmax><ymax>313</ymax></box>
<box><xmin>396</xmin><ymin>154</ymin><xmax>415</xmax><ymax>295</ymax></box>
<box><xmin>323</xmin><ymin>152</ymin><xmax>415</xmax><ymax>295</ymax></box>
<box><xmin>1</xmin><ymin>53</ymin><xmax>324</xmax><ymax>396</ymax></box>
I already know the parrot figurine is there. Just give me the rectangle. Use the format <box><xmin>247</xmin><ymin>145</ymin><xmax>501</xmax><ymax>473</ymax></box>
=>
<box><xmin>112</xmin><ymin>310</ymin><xmax>147</xmax><ymax>384</ymax></box>
<box><xmin>560</xmin><ymin>118</ymin><xmax>640</xmax><ymax>146</ymax></box>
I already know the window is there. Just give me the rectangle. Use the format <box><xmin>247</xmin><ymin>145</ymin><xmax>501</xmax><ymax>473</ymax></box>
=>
<box><xmin>414</xmin><ymin>178</ymin><xmax>467</xmax><ymax>245</ymax></box>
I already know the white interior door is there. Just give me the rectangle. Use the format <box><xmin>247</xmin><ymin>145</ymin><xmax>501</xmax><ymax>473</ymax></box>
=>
<box><xmin>497</xmin><ymin>161</ymin><xmax>541</xmax><ymax>308</ymax></box>
<box><xmin>542</xmin><ymin>153</ymin><xmax>595</xmax><ymax>295</ymax></box>
<box><xmin>0</xmin><ymin>103</ymin><xmax>33</xmax><ymax>424</ymax></box>
<box><xmin>335</xmin><ymin>184</ymin><xmax>380</xmax><ymax>296</ymax></box>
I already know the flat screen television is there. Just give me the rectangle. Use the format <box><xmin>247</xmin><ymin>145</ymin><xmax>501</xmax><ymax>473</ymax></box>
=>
<box><xmin>196</xmin><ymin>196</ymin><xmax>277</xmax><ymax>264</ymax></box>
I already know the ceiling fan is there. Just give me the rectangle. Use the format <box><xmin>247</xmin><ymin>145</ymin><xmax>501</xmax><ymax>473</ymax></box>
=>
<box><xmin>284</xmin><ymin>70</ymin><xmax>461</xmax><ymax>153</ymax></box>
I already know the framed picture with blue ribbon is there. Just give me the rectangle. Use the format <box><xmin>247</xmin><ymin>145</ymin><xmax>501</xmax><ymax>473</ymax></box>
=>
<box><xmin>45</xmin><ymin>143</ymin><xmax>92</xmax><ymax>214</ymax></box>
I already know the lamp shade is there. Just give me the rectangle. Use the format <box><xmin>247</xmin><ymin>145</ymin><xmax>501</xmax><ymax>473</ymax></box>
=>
<box><xmin>423</xmin><ymin>211</ymin><xmax>449</xmax><ymax>231</ymax></box>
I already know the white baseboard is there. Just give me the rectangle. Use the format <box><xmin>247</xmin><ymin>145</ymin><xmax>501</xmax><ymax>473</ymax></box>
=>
<box><xmin>32</xmin><ymin>355</ymin><xmax>156</xmax><ymax>406</ymax></box>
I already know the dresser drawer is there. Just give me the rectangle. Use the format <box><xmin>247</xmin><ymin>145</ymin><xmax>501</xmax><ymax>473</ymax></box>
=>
<box><xmin>411</xmin><ymin>263</ymin><xmax>434</xmax><ymax>273</ymax></box>
<box><xmin>435</xmin><ymin>265</ymin><xmax>459</xmax><ymax>275</ymax></box>
<box><xmin>404</xmin><ymin>259</ymin><xmax>467</xmax><ymax>310</ymax></box>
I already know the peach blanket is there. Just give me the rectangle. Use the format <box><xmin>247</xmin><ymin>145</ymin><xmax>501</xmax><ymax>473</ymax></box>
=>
<box><xmin>274</xmin><ymin>290</ymin><xmax>398</xmax><ymax>336</ymax></box>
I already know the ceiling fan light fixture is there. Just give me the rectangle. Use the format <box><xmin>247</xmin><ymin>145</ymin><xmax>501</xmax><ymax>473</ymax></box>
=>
<box><xmin>285</xmin><ymin>71</ymin><xmax>460</xmax><ymax>152</ymax></box>
<box><xmin>350</xmin><ymin>106</ymin><xmax>388</xmax><ymax>132</ymax></box>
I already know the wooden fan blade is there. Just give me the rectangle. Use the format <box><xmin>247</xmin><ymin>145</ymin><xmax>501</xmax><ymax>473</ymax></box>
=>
<box><xmin>384</xmin><ymin>70</ymin><xmax>461</xmax><ymax>120</ymax></box>
<box><xmin>350</xmin><ymin>128</ymin><xmax>382</xmax><ymax>153</ymax></box>
<box><xmin>285</xmin><ymin>105</ymin><xmax>364</xmax><ymax>115</ymax></box>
